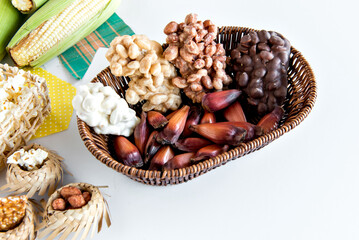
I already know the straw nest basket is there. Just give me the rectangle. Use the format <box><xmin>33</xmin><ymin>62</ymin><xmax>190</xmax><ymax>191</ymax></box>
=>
<box><xmin>0</xmin><ymin>64</ymin><xmax>51</xmax><ymax>171</ymax></box>
<box><xmin>77</xmin><ymin>26</ymin><xmax>317</xmax><ymax>186</ymax></box>
<box><xmin>0</xmin><ymin>199</ymin><xmax>36</xmax><ymax>240</ymax></box>
<box><xmin>37</xmin><ymin>182</ymin><xmax>111</xmax><ymax>240</ymax></box>
<box><xmin>0</xmin><ymin>143</ymin><xmax>63</xmax><ymax>198</ymax></box>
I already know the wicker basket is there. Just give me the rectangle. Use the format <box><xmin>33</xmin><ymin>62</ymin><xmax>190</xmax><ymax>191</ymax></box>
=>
<box><xmin>0</xmin><ymin>64</ymin><xmax>51</xmax><ymax>171</ymax></box>
<box><xmin>77</xmin><ymin>26</ymin><xmax>317</xmax><ymax>186</ymax></box>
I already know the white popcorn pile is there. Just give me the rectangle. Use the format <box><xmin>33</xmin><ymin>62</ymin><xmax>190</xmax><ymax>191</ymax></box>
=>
<box><xmin>0</xmin><ymin>70</ymin><xmax>35</xmax><ymax>125</ymax></box>
<box><xmin>72</xmin><ymin>82</ymin><xmax>140</xmax><ymax>136</ymax></box>
<box><xmin>7</xmin><ymin>148</ymin><xmax>48</xmax><ymax>170</ymax></box>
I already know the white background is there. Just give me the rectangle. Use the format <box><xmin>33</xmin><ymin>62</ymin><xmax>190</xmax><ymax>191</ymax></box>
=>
<box><xmin>1</xmin><ymin>0</ymin><xmax>359</xmax><ymax>239</ymax></box>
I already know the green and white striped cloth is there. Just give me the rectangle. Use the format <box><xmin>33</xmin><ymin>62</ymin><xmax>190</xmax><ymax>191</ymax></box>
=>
<box><xmin>59</xmin><ymin>13</ymin><xmax>134</xmax><ymax>79</ymax></box>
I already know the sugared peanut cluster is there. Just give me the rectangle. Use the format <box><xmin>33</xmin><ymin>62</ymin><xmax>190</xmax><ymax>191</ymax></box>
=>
<box><xmin>163</xmin><ymin>13</ymin><xmax>232</xmax><ymax>103</ymax></box>
<box><xmin>52</xmin><ymin>187</ymin><xmax>91</xmax><ymax>211</ymax></box>
<box><xmin>106</xmin><ymin>35</ymin><xmax>181</xmax><ymax>112</ymax></box>
<box><xmin>0</xmin><ymin>196</ymin><xmax>27</xmax><ymax>231</ymax></box>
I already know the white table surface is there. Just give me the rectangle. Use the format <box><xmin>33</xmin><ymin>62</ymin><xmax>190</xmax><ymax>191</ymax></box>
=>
<box><xmin>2</xmin><ymin>0</ymin><xmax>359</xmax><ymax>239</ymax></box>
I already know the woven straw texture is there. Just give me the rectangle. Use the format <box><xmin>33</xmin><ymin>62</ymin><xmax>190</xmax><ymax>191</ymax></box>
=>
<box><xmin>0</xmin><ymin>200</ymin><xmax>36</xmax><ymax>240</ymax></box>
<box><xmin>0</xmin><ymin>144</ymin><xmax>63</xmax><ymax>198</ymax></box>
<box><xmin>77</xmin><ymin>26</ymin><xmax>317</xmax><ymax>186</ymax></box>
<box><xmin>37</xmin><ymin>182</ymin><xmax>111</xmax><ymax>240</ymax></box>
<box><xmin>0</xmin><ymin>64</ymin><xmax>51</xmax><ymax>171</ymax></box>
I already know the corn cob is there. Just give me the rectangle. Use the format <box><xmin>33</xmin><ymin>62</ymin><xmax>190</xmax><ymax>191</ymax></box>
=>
<box><xmin>11</xmin><ymin>0</ymin><xmax>49</xmax><ymax>14</ymax></box>
<box><xmin>7</xmin><ymin>0</ymin><xmax>122</xmax><ymax>68</ymax></box>
<box><xmin>0</xmin><ymin>0</ymin><xmax>23</xmax><ymax>61</ymax></box>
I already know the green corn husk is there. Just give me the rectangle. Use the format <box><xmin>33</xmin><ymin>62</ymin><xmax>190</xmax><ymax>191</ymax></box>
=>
<box><xmin>11</xmin><ymin>0</ymin><xmax>49</xmax><ymax>14</ymax></box>
<box><xmin>0</xmin><ymin>0</ymin><xmax>23</xmax><ymax>61</ymax></box>
<box><xmin>7</xmin><ymin>0</ymin><xmax>122</xmax><ymax>68</ymax></box>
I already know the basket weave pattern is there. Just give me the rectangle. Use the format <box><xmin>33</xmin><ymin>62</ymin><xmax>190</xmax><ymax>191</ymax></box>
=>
<box><xmin>0</xmin><ymin>201</ymin><xmax>35</xmax><ymax>240</ymax></box>
<box><xmin>37</xmin><ymin>183</ymin><xmax>110</xmax><ymax>240</ymax></box>
<box><xmin>0</xmin><ymin>64</ymin><xmax>51</xmax><ymax>171</ymax></box>
<box><xmin>77</xmin><ymin>26</ymin><xmax>317</xmax><ymax>186</ymax></box>
<box><xmin>0</xmin><ymin>143</ymin><xmax>63</xmax><ymax>198</ymax></box>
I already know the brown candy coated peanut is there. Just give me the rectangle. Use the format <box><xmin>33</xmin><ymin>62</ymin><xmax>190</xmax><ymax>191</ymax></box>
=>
<box><xmin>207</xmin><ymin>25</ymin><xmax>217</xmax><ymax>35</ymax></box>
<box><xmin>184</xmin><ymin>41</ymin><xmax>200</xmax><ymax>55</ymax></box>
<box><xmin>201</xmin><ymin>75</ymin><xmax>213</xmax><ymax>89</ymax></box>
<box><xmin>183</xmin><ymin>26</ymin><xmax>197</xmax><ymax>38</ymax></box>
<box><xmin>60</xmin><ymin>187</ymin><xmax>82</xmax><ymax>199</ymax></box>
<box><xmin>185</xmin><ymin>13</ymin><xmax>198</xmax><ymax>24</ymax></box>
<box><xmin>203</xmin><ymin>33</ymin><xmax>216</xmax><ymax>46</ymax></box>
<box><xmin>205</xmin><ymin>45</ymin><xmax>216</xmax><ymax>56</ymax></box>
<box><xmin>82</xmin><ymin>192</ymin><xmax>92</xmax><ymax>203</ymax></box>
<box><xmin>164</xmin><ymin>21</ymin><xmax>178</xmax><ymax>35</ymax></box>
<box><xmin>172</xmin><ymin>77</ymin><xmax>188</xmax><ymax>88</ymax></box>
<box><xmin>166</xmin><ymin>33</ymin><xmax>179</xmax><ymax>44</ymax></box>
<box><xmin>196</xmin><ymin>29</ymin><xmax>208</xmax><ymax>42</ymax></box>
<box><xmin>163</xmin><ymin>13</ymin><xmax>230</xmax><ymax>103</ymax></box>
<box><xmin>204</xmin><ymin>56</ymin><xmax>213</xmax><ymax>68</ymax></box>
<box><xmin>52</xmin><ymin>198</ymin><xmax>66</xmax><ymax>211</ymax></box>
<box><xmin>190</xmin><ymin>82</ymin><xmax>203</xmax><ymax>92</ymax></box>
<box><xmin>68</xmin><ymin>194</ymin><xmax>86</xmax><ymax>209</ymax></box>
<box><xmin>179</xmin><ymin>48</ymin><xmax>194</xmax><ymax>63</ymax></box>
<box><xmin>203</xmin><ymin>20</ymin><xmax>213</xmax><ymax>28</ymax></box>
<box><xmin>194</xmin><ymin>59</ymin><xmax>205</xmax><ymax>69</ymax></box>
<box><xmin>163</xmin><ymin>45</ymin><xmax>179</xmax><ymax>61</ymax></box>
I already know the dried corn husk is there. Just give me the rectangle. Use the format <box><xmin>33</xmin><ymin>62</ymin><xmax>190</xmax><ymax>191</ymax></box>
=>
<box><xmin>0</xmin><ymin>0</ymin><xmax>23</xmax><ymax>60</ymax></box>
<box><xmin>11</xmin><ymin>0</ymin><xmax>48</xmax><ymax>14</ymax></box>
<box><xmin>7</xmin><ymin>0</ymin><xmax>122</xmax><ymax>68</ymax></box>
<box><xmin>0</xmin><ymin>199</ymin><xmax>36</xmax><ymax>240</ymax></box>
<box><xmin>37</xmin><ymin>183</ymin><xmax>111</xmax><ymax>240</ymax></box>
<box><xmin>0</xmin><ymin>144</ymin><xmax>63</xmax><ymax>198</ymax></box>
<box><xmin>0</xmin><ymin>64</ymin><xmax>51</xmax><ymax>171</ymax></box>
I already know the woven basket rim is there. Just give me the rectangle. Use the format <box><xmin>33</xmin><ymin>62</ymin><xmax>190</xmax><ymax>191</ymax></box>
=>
<box><xmin>37</xmin><ymin>182</ymin><xmax>110</xmax><ymax>240</ymax></box>
<box><xmin>0</xmin><ymin>199</ymin><xmax>35</xmax><ymax>240</ymax></box>
<box><xmin>0</xmin><ymin>64</ymin><xmax>51</xmax><ymax>171</ymax></box>
<box><xmin>1</xmin><ymin>143</ymin><xmax>63</xmax><ymax>197</ymax></box>
<box><xmin>45</xmin><ymin>182</ymin><xmax>102</xmax><ymax>211</ymax></box>
<box><xmin>76</xmin><ymin>26</ymin><xmax>317</xmax><ymax>185</ymax></box>
<box><xmin>8</xmin><ymin>143</ymin><xmax>57</xmax><ymax>170</ymax></box>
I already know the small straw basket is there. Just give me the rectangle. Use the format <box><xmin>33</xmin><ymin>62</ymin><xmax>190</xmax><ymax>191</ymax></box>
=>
<box><xmin>0</xmin><ymin>143</ymin><xmax>63</xmax><ymax>198</ymax></box>
<box><xmin>0</xmin><ymin>64</ymin><xmax>51</xmax><ymax>171</ymax></box>
<box><xmin>0</xmin><ymin>199</ymin><xmax>36</xmax><ymax>240</ymax></box>
<box><xmin>36</xmin><ymin>182</ymin><xmax>110</xmax><ymax>240</ymax></box>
